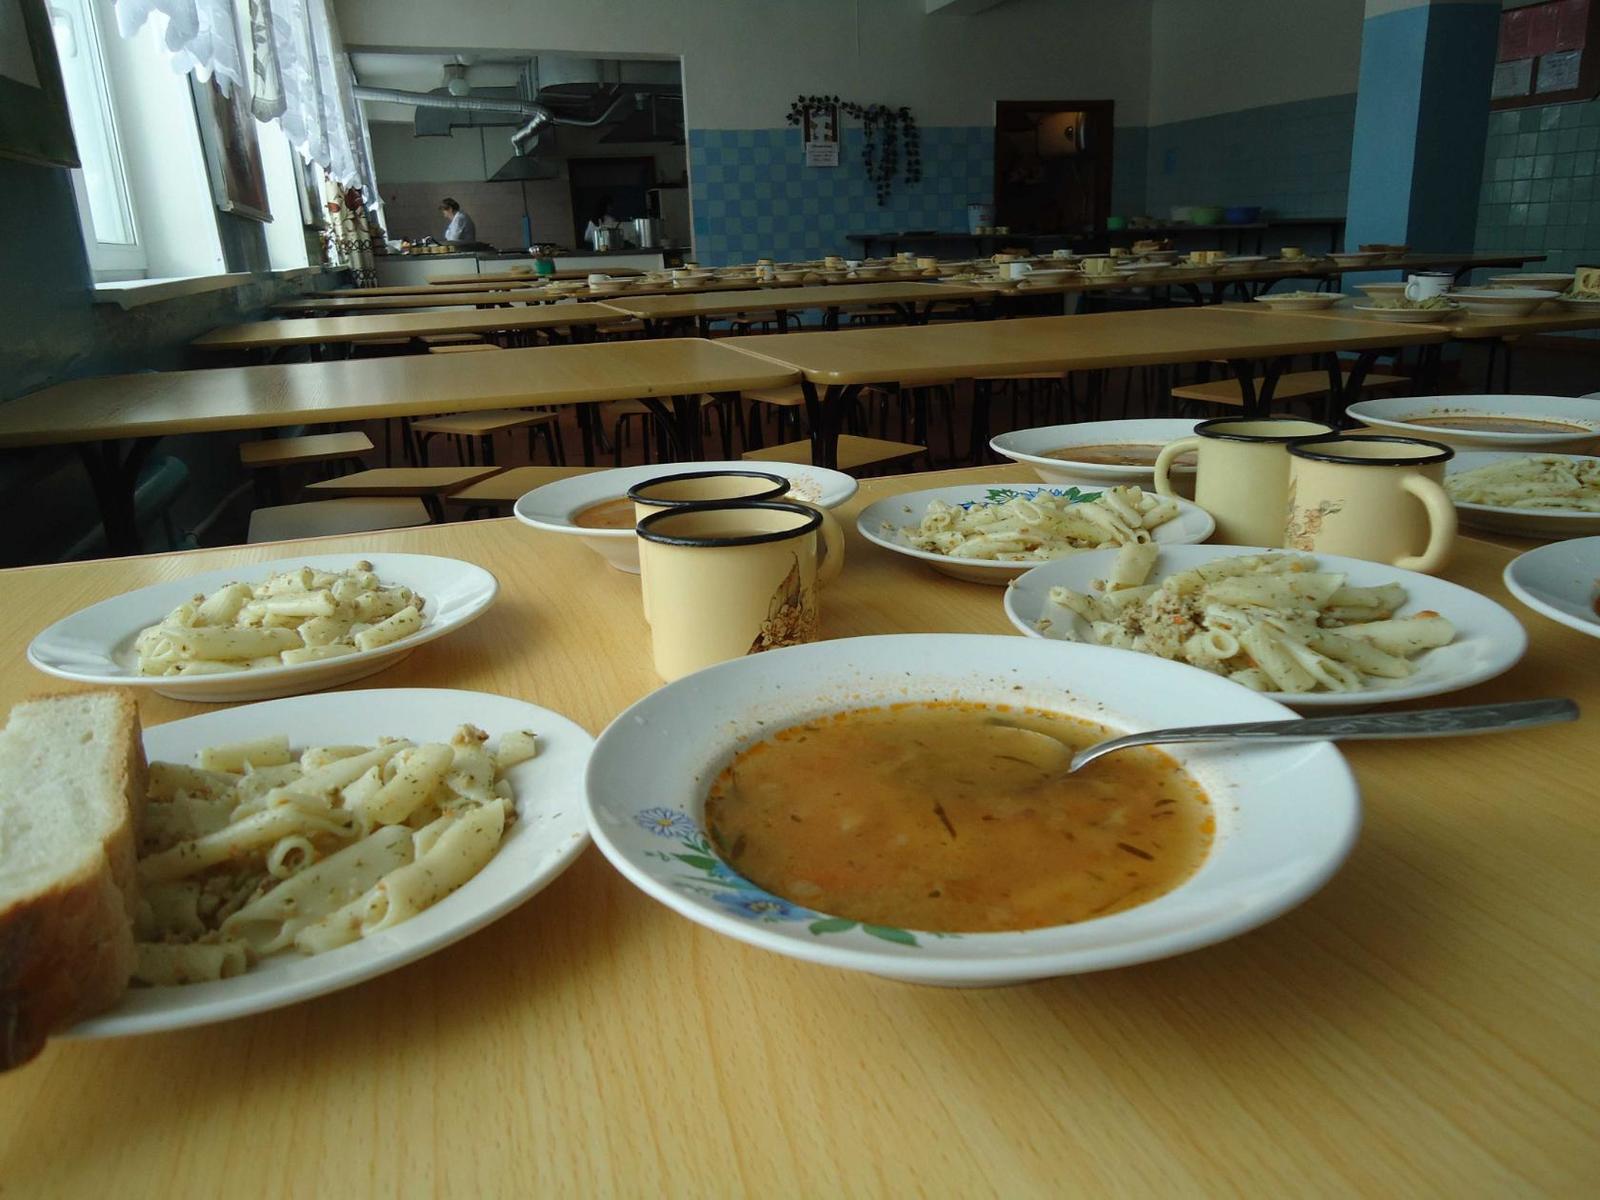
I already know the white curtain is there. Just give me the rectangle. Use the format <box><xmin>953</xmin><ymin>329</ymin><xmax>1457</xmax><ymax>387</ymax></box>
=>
<box><xmin>113</xmin><ymin>0</ymin><xmax>377</xmax><ymax>202</ymax></box>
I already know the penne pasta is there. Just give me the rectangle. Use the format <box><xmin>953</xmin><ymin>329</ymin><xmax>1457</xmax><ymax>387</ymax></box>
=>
<box><xmin>892</xmin><ymin>486</ymin><xmax>1181</xmax><ymax>563</ymax></box>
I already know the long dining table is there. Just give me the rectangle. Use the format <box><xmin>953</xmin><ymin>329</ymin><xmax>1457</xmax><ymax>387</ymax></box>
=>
<box><xmin>596</xmin><ymin>280</ymin><xmax>994</xmax><ymax>335</ymax></box>
<box><xmin>0</xmin><ymin>340</ymin><xmax>798</xmax><ymax>555</ymax></box>
<box><xmin>730</xmin><ymin>306</ymin><xmax>1451</xmax><ymax>468</ymax></box>
<box><xmin>0</xmin><ymin>463</ymin><xmax>1591</xmax><ymax>1198</ymax></box>
<box><xmin>191</xmin><ymin>303</ymin><xmax>629</xmax><ymax>353</ymax></box>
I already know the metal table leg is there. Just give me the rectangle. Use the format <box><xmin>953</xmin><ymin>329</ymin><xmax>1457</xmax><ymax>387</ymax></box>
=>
<box><xmin>638</xmin><ymin>394</ymin><xmax>706</xmax><ymax>461</ymax></box>
<box><xmin>76</xmin><ymin>437</ymin><xmax>160</xmax><ymax>558</ymax></box>
<box><xmin>800</xmin><ymin>379</ymin><xmax>863</xmax><ymax>469</ymax></box>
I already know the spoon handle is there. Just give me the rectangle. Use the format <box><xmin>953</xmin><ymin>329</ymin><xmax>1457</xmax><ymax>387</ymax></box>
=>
<box><xmin>1071</xmin><ymin>698</ymin><xmax>1579</xmax><ymax>772</ymax></box>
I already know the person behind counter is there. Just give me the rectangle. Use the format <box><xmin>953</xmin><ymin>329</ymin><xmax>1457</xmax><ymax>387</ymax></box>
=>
<box><xmin>439</xmin><ymin>197</ymin><xmax>477</xmax><ymax>245</ymax></box>
<box><xmin>584</xmin><ymin>197</ymin><xmax>620</xmax><ymax>249</ymax></box>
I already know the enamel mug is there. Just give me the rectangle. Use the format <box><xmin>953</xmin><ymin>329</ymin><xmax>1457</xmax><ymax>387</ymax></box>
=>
<box><xmin>1404</xmin><ymin>272</ymin><xmax>1452</xmax><ymax>302</ymax></box>
<box><xmin>636</xmin><ymin>502</ymin><xmax>844</xmax><ymax>681</ymax></box>
<box><xmin>627</xmin><ymin>469</ymin><xmax>791</xmax><ymax>524</ymax></box>
<box><xmin>1284</xmin><ymin>436</ymin><xmax>1456</xmax><ymax>573</ymax></box>
<box><xmin>1154</xmin><ymin>417</ymin><xmax>1334</xmax><ymax>546</ymax></box>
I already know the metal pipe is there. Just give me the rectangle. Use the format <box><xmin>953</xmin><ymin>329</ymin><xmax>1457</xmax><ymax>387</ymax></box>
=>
<box><xmin>351</xmin><ymin>85</ymin><xmax>547</xmax><ymax>117</ymax></box>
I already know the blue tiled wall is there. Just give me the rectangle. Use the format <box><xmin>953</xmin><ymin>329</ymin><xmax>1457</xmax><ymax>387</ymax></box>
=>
<box><xmin>689</xmin><ymin>126</ymin><xmax>993</xmax><ymax>264</ymax></box>
<box><xmin>1475</xmin><ymin>98</ymin><xmax>1600</xmax><ymax>274</ymax></box>
<box><xmin>1143</xmin><ymin>94</ymin><xmax>1356</xmax><ymax>220</ymax></box>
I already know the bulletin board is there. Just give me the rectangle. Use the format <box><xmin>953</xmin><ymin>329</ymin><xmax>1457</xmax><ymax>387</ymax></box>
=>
<box><xmin>1492</xmin><ymin>0</ymin><xmax>1600</xmax><ymax>109</ymax></box>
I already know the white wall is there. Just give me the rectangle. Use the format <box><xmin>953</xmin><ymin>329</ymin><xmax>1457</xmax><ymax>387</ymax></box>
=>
<box><xmin>1146</xmin><ymin>0</ymin><xmax>1366</xmax><ymax>125</ymax></box>
<box><xmin>335</xmin><ymin>0</ymin><xmax>1156</xmax><ymax>130</ymax></box>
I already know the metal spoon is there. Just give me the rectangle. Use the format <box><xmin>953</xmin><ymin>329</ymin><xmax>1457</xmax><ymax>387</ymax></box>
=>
<box><xmin>986</xmin><ymin>698</ymin><xmax>1579</xmax><ymax>775</ymax></box>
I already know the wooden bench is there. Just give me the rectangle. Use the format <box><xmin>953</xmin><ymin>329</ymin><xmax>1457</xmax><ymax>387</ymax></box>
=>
<box><xmin>744</xmin><ymin>434</ymin><xmax>926</xmax><ymax>476</ymax></box>
<box><xmin>1171</xmin><ymin>369</ymin><xmax>1408</xmax><ymax>414</ymax></box>
<box><xmin>446</xmin><ymin>465</ymin><xmax>604</xmax><ymax>515</ymax></box>
<box><xmin>247</xmin><ymin>497</ymin><xmax>432</xmax><ymax>544</ymax></box>
<box><xmin>238</xmin><ymin>431</ymin><xmax>373</xmax><ymax>470</ymax></box>
<box><xmin>426</xmin><ymin>343</ymin><xmax>502</xmax><ymax>354</ymax></box>
<box><xmin>306</xmin><ymin>465</ymin><xmax>500</xmax><ymax>521</ymax></box>
<box><xmin>409</xmin><ymin>409</ymin><xmax>563</xmax><ymax>466</ymax></box>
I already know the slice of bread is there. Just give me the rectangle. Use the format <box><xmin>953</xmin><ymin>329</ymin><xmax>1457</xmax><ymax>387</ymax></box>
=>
<box><xmin>0</xmin><ymin>691</ymin><xmax>145</xmax><ymax>1070</ymax></box>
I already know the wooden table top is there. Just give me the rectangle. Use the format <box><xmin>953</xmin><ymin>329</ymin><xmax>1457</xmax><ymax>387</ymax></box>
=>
<box><xmin>1221</xmin><ymin>300</ymin><xmax>1600</xmax><ymax>341</ymax></box>
<box><xmin>596</xmin><ymin>281</ymin><xmax>992</xmax><ymax>320</ymax></box>
<box><xmin>274</xmin><ymin>289</ymin><xmax>560</xmax><ymax>313</ymax></box>
<box><xmin>317</xmin><ymin>280</ymin><xmax>551</xmax><ymax>298</ymax></box>
<box><xmin>430</xmin><ymin>266</ymin><xmax>645</xmax><ymax>285</ymax></box>
<box><xmin>0</xmin><ymin>463</ymin><xmax>1592</xmax><ymax>1197</ymax></box>
<box><xmin>728</xmin><ymin>306</ymin><xmax>1450</xmax><ymax>386</ymax></box>
<box><xmin>192</xmin><ymin>304</ymin><xmax>627</xmax><ymax>350</ymax></box>
<box><xmin>0</xmin><ymin>339</ymin><xmax>798</xmax><ymax>447</ymax></box>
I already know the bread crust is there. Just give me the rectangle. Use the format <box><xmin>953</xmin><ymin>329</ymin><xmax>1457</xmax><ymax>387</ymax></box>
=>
<box><xmin>0</xmin><ymin>691</ymin><xmax>145</xmax><ymax>1071</ymax></box>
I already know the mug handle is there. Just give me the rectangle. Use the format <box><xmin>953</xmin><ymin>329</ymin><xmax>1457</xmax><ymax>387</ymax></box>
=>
<box><xmin>1394</xmin><ymin>476</ymin><xmax>1457</xmax><ymax>573</ymax></box>
<box><xmin>1153</xmin><ymin>437</ymin><xmax>1200</xmax><ymax>499</ymax></box>
<box><xmin>814</xmin><ymin>507</ymin><xmax>845</xmax><ymax>585</ymax></box>
<box><xmin>1404</xmin><ymin>278</ymin><xmax>1422</xmax><ymax>301</ymax></box>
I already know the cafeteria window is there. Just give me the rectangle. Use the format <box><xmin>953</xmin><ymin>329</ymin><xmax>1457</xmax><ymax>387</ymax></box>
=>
<box><xmin>49</xmin><ymin>0</ymin><xmax>145</xmax><ymax>279</ymax></box>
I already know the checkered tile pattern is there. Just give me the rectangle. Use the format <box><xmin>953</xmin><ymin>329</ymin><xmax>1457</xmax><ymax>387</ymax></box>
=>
<box><xmin>689</xmin><ymin>126</ymin><xmax>993</xmax><ymax>264</ymax></box>
<box><xmin>1476</xmin><ymin>98</ymin><xmax>1600</xmax><ymax>274</ymax></box>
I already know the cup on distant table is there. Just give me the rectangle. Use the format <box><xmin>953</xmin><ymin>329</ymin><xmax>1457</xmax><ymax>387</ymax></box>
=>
<box><xmin>1283</xmin><ymin>436</ymin><xmax>1456</xmax><ymax>572</ymax></box>
<box><xmin>1404</xmin><ymin>272</ymin><xmax>1453</xmax><ymax>302</ymax></box>
<box><xmin>844</xmin><ymin>259</ymin><xmax>862</xmax><ymax>270</ymax></box>
<box><xmin>1000</xmin><ymin>261</ymin><xmax>1034</xmax><ymax>281</ymax></box>
<box><xmin>1154</xmin><ymin>416</ymin><xmax>1335</xmax><ymax>546</ymax></box>
<box><xmin>824</xmin><ymin>255</ymin><xmax>845</xmax><ymax>269</ymax></box>
<box><xmin>1081</xmin><ymin>255</ymin><xmax>1116</xmax><ymax>276</ymax></box>
<box><xmin>636</xmin><ymin>501</ymin><xmax>845</xmax><ymax>681</ymax></box>
<box><xmin>1280</xmin><ymin>246</ymin><xmax>1304</xmax><ymax>260</ymax></box>
<box><xmin>588</xmin><ymin>273</ymin><xmax>612</xmax><ymax>287</ymax></box>
<box><xmin>1052</xmin><ymin>249</ymin><xmax>1073</xmax><ymax>259</ymax></box>
<box><xmin>916</xmin><ymin>256</ymin><xmax>938</xmax><ymax>270</ymax></box>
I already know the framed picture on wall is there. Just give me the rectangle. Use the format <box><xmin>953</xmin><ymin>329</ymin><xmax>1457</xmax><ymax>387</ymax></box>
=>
<box><xmin>0</xmin><ymin>0</ymin><xmax>79</xmax><ymax>168</ymax></box>
<box><xmin>190</xmin><ymin>75</ymin><xmax>273</xmax><ymax>222</ymax></box>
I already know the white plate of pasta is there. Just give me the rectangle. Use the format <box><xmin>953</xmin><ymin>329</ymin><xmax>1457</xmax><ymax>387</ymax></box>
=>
<box><xmin>1004</xmin><ymin>545</ymin><xmax>1526</xmax><ymax>708</ymax></box>
<box><xmin>27</xmin><ymin>554</ymin><xmax>498</xmax><ymax>702</ymax></box>
<box><xmin>66</xmin><ymin>687</ymin><xmax>593</xmax><ymax>1038</ymax></box>
<box><xmin>856</xmin><ymin>482</ymin><xmax>1215</xmax><ymax>584</ymax></box>
<box><xmin>1446</xmin><ymin>452</ymin><xmax>1600</xmax><ymax>537</ymax></box>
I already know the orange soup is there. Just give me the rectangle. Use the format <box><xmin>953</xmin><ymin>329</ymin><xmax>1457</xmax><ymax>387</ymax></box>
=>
<box><xmin>1045</xmin><ymin>443</ymin><xmax>1196</xmax><ymax>468</ymax></box>
<box><xmin>703</xmin><ymin>702</ymin><xmax>1212</xmax><ymax>932</ymax></box>
<box><xmin>1405</xmin><ymin>415</ymin><xmax>1592</xmax><ymax>435</ymax></box>
<box><xmin>572</xmin><ymin>497</ymin><xmax>636</xmax><ymax>529</ymax></box>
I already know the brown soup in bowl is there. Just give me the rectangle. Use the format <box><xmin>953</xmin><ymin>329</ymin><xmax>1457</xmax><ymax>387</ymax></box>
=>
<box><xmin>703</xmin><ymin>701</ymin><xmax>1212</xmax><ymax>933</ymax></box>
<box><xmin>571</xmin><ymin>497</ymin><xmax>636</xmax><ymax>529</ymax></box>
<box><xmin>1045</xmin><ymin>443</ymin><xmax>1197</xmax><ymax>468</ymax></box>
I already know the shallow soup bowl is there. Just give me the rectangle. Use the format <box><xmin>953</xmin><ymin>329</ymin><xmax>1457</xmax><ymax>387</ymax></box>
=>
<box><xmin>990</xmin><ymin>418</ymin><xmax>1201</xmax><ymax>496</ymax></box>
<box><xmin>514</xmin><ymin>460</ymin><xmax>858</xmax><ymax>573</ymax></box>
<box><xmin>584</xmin><ymin>634</ymin><xmax>1361</xmax><ymax>986</ymax></box>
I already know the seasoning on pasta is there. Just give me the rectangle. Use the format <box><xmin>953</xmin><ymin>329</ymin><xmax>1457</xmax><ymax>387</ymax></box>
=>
<box><xmin>1040</xmin><ymin>550</ymin><xmax>1456</xmax><ymax>695</ymax></box>
<box><xmin>133</xmin><ymin>562</ymin><xmax>426</xmax><ymax>677</ymax></box>
<box><xmin>130</xmin><ymin>724</ymin><xmax>540</xmax><ymax>985</ymax></box>
<box><xmin>891</xmin><ymin>486</ymin><xmax>1180</xmax><ymax>562</ymax></box>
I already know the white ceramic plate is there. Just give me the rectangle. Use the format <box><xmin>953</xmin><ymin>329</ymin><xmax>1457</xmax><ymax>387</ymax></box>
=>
<box><xmin>1555</xmin><ymin>295</ymin><xmax>1600</xmax><ymax>312</ymax></box>
<box><xmin>1003</xmin><ymin>544</ymin><xmax>1526</xmax><ymax>708</ymax></box>
<box><xmin>1502</xmin><ymin>537</ymin><xmax>1600</xmax><ymax>639</ymax></box>
<box><xmin>1452</xmin><ymin>287</ymin><xmax>1559</xmax><ymax>316</ymax></box>
<box><xmin>857</xmin><ymin>482</ymin><xmax>1215</xmax><ymax>584</ymax></box>
<box><xmin>513</xmin><ymin>460</ymin><xmax>858</xmax><ymax>573</ymax></box>
<box><xmin>1255</xmin><ymin>293</ymin><xmax>1345</xmax><ymax>311</ymax></box>
<box><xmin>66</xmin><ymin>688</ymin><xmax>593</xmax><ymax>1038</ymax></box>
<box><xmin>584</xmin><ymin>634</ymin><xmax>1361</xmax><ymax>987</ymax></box>
<box><xmin>1346</xmin><ymin>394</ymin><xmax>1600</xmax><ymax>449</ymax></box>
<box><xmin>28</xmin><ymin>554</ymin><xmax>498</xmax><ymax>703</ymax></box>
<box><xmin>1351</xmin><ymin>303</ymin><xmax>1460</xmax><ymax>323</ymax></box>
<box><xmin>989</xmin><ymin>418</ymin><xmax>1200</xmax><ymax>491</ymax></box>
<box><xmin>1446</xmin><ymin>451</ymin><xmax>1600</xmax><ymax>537</ymax></box>
<box><xmin>1489</xmin><ymin>273</ymin><xmax>1573</xmax><ymax>290</ymax></box>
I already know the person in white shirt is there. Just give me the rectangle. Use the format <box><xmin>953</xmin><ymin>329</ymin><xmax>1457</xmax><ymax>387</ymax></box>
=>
<box><xmin>439</xmin><ymin>197</ymin><xmax>477</xmax><ymax>245</ymax></box>
<box><xmin>583</xmin><ymin>196</ymin><xmax>620</xmax><ymax>248</ymax></box>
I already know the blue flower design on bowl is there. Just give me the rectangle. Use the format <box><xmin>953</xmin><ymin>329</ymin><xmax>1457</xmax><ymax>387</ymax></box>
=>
<box><xmin>634</xmin><ymin>807</ymin><xmax>698</xmax><ymax>838</ymax></box>
<box><xmin>710</xmin><ymin>890</ymin><xmax>809</xmax><ymax>921</ymax></box>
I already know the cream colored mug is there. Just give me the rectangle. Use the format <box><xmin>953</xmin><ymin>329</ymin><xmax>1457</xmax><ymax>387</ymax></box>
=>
<box><xmin>628</xmin><ymin>470</ymin><xmax>792</xmax><ymax>525</ymax></box>
<box><xmin>636</xmin><ymin>502</ymin><xmax>845</xmax><ymax>681</ymax></box>
<box><xmin>1001</xmin><ymin>261</ymin><xmax>1033</xmax><ymax>281</ymax></box>
<box><xmin>1081</xmin><ymin>255</ymin><xmax>1116</xmax><ymax>276</ymax></box>
<box><xmin>1283</xmin><ymin>436</ymin><xmax>1456</xmax><ymax>572</ymax></box>
<box><xmin>1154</xmin><ymin>417</ymin><xmax>1334</xmax><ymax>546</ymax></box>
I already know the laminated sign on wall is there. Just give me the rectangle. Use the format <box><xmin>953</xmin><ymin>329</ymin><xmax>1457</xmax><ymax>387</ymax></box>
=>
<box><xmin>804</xmin><ymin>102</ymin><xmax>840</xmax><ymax>167</ymax></box>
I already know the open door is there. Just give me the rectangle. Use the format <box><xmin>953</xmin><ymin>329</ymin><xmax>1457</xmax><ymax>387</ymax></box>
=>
<box><xmin>994</xmin><ymin>100</ymin><xmax>1114</xmax><ymax>236</ymax></box>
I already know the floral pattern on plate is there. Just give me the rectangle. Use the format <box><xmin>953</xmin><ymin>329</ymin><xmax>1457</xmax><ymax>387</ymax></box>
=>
<box><xmin>632</xmin><ymin>807</ymin><xmax>939</xmax><ymax>946</ymax></box>
<box><xmin>960</xmin><ymin>485</ymin><xmax>1104</xmax><ymax>510</ymax></box>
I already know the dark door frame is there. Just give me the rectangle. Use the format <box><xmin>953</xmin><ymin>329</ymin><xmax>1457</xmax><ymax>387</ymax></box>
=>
<box><xmin>993</xmin><ymin>99</ymin><xmax>1115</xmax><ymax>235</ymax></box>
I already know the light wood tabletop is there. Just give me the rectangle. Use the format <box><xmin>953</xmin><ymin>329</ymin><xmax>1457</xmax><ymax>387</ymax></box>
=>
<box><xmin>0</xmin><ymin>463</ymin><xmax>1592</xmax><ymax>1198</ymax></box>
<box><xmin>728</xmin><ymin>306</ymin><xmax>1449</xmax><ymax>387</ymax></box>
<box><xmin>1219</xmin><ymin>299</ymin><xmax>1600</xmax><ymax>342</ymax></box>
<box><xmin>0</xmin><ymin>339</ymin><xmax>797</xmax><ymax>447</ymax></box>
<box><xmin>317</xmin><ymin>279</ymin><xmax>551</xmax><ymax>298</ymax></box>
<box><xmin>597</xmin><ymin>280</ymin><xmax>993</xmax><ymax>322</ymax></box>
<box><xmin>430</xmin><ymin>266</ymin><xmax>644</xmax><ymax>285</ymax></box>
<box><xmin>192</xmin><ymin>303</ymin><xmax>628</xmax><ymax>350</ymax></box>
<box><xmin>274</xmin><ymin>289</ymin><xmax>561</xmax><ymax>313</ymax></box>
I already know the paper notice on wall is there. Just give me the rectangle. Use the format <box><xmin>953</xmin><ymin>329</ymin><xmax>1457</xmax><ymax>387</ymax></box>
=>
<box><xmin>805</xmin><ymin>140</ymin><xmax>840</xmax><ymax>167</ymax></box>
<box><xmin>0</xmin><ymin>0</ymin><xmax>41</xmax><ymax>88</ymax></box>
<box><xmin>1493</xmin><ymin>58</ymin><xmax>1535</xmax><ymax>98</ymax></box>
<box><xmin>1537</xmin><ymin>48</ymin><xmax>1583</xmax><ymax>92</ymax></box>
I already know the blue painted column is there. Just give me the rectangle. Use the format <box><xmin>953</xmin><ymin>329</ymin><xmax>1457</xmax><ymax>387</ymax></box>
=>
<box><xmin>1345</xmin><ymin>0</ymin><xmax>1501</xmax><ymax>253</ymax></box>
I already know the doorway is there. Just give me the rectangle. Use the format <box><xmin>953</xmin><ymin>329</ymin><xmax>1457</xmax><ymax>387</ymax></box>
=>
<box><xmin>993</xmin><ymin>100</ymin><xmax>1114</xmax><ymax>236</ymax></box>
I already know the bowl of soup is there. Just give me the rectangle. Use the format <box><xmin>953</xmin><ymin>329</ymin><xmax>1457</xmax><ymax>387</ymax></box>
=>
<box><xmin>1346</xmin><ymin>395</ymin><xmax>1600</xmax><ymax>450</ymax></box>
<box><xmin>513</xmin><ymin>460</ymin><xmax>858</xmax><ymax>573</ymax></box>
<box><xmin>584</xmin><ymin>634</ymin><xmax>1361</xmax><ymax>986</ymax></box>
<box><xmin>991</xmin><ymin>419</ymin><xmax>1201</xmax><ymax>495</ymax></box>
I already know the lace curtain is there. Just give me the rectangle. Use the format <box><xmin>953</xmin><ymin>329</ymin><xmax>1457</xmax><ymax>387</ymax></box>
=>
<box><xmin>113</xmin><ymin>0</ymin><xmax>377</xmax><ymax>198</ymax></box>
